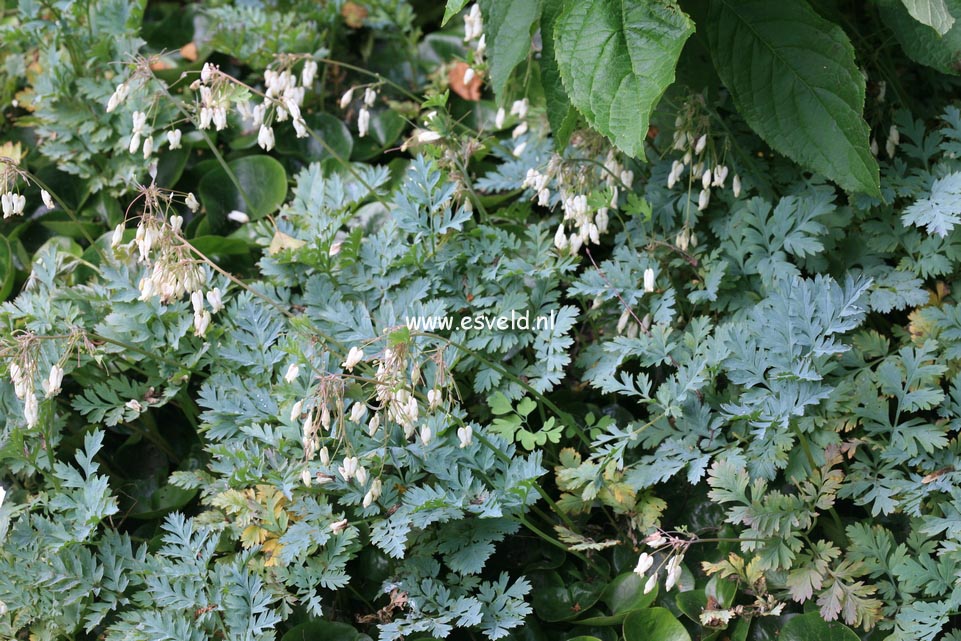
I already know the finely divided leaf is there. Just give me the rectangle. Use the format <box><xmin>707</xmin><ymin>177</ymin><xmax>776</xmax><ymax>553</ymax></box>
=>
<box><xmin>704</xmin><ymin>0</ymin><xmax>880</xmax><ymax>196</ymax></box>
<box><xmin>553</xmin><ymin>0</ymin><xmax>694</xmax><ymax>158</ymax></box>
<box><xmin>901</xmin><ymin>171</ymin><xmax>961</xmax><ymax>237</ymax></box>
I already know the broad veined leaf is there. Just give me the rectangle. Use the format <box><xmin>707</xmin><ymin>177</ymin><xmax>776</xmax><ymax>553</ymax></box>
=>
<box><xmin>540</xmin><ymin>0</ymin><xmax>578</xmax><ymax>148</ymax></box>
<box><xmin>198</xmin><ymin>155</ymin><xmax>288</xmax><ymax>230</ymax></box>
<box><xmin>704</xmin><ymin>0</ymin><xmax>881</xmax><ymax>196</ymax></box>
<box><xmin>779</xmin><ymin>612</ymin><xmax>859</xmax><ymax>641</ymax></box>
<box><xmin>880</xmin><ymin>0</ymin><xmax>961</xmax><ymax>75</ymax></box>
<box><xmin>902</xmin><ymin>0</ymin><xmax>955</xmax><ymax>35</ymax></box>
<box><xmin>479</xmin><ymin>0</ymin><xmax>543</xmax><ymax>97</ymax></box>
<box><xmin>623</xmin><ymin>608</ymin><xmax>691</xmax><ymax>641</ymax></box>
<box><xmin>554</xmin><ymin>0</ymin><xmax>694</xmax><ymax>158</ymax></box>
<box><xmin>443</xmin><ymin>0</ymin><xmax>471</xmax><ymax>25</ymax></box>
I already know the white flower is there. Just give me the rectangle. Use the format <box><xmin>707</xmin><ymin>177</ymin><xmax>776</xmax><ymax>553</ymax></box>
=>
<box><xmin>111</xmin><ymin>223</ymin><xmax>125</xmax><ymax>247</ymax></box>
<box><xmin>199</xmin><ymin>107</ymin><xmax>212</xmax><ymax>130</ymax></box>
<box><xmin>463</xmin><ymin>67</ymin><xmax>475</xmax><ymax>85</ymax></box>
<box><xmin>427</xmin><ymin>388</ymin><xmax>442</xmax><ymax>409</ymax></box>
<box><xmin>643</xmin><ymin>268</ymin><xmax>655</xmax><ymax>293</ymax></box>
<box><xmin>363</xmin><ymin>478</ymin><xmax>382</xmax><ymax>508</ymax></box>
<box><xmin>185</xmin><ymin>192</ymin><xmax>200</xmax><ymax>212</ymax></box>
<box><xmin>167</xmin><ymin>129</ymin><xmax>183</xmax><ymax>150</ymax></box>
<box><xmin>329</xmin><ymin>518</ymin><xmax>349</xmax><ymax>533</ymax></box>
<box><xmin>169</xmin><ymin>214</ymin><xmax>183</xmax><ymax>234</ymax></box>
<box><xmin>886</xmin><ymin>124</ymin><xmax>900</xmax><ymax>158</ymax></box>
<box><xmin>106</xmin><ymin>81</ymin><xmax>129</xmax><ymax>113</ymax></box>
<box><xmin>24</xmin><ymin>394</ymin><xmax>39</xmax><ymax>428</ymax></box>
<box><xmin>457</xmin><ymin>425</ymin><xmax>472</xmax><ymax>448</ymax></box>
<box><xmin>0</xmin><ymin>485</ymin><xmax>5</xmax><ymax>508</ymax></box>
<box><xmin>512</xmin><ymin>141</ymin><xmax>527</xmax><ymax>157</ymax></box>
<box><xmin>712</xmin><ymin>165</ymin><xmax>729</xmax><ymax>188</ymax></box>
<box><xmin>645</xmin><ymin>531</ymin><xmax>666</xmax><ymax>548</ymax></box>
<box><xmin>128</xmin><ymin>133</ymin><xmax>141</xmax><ymax>154</ymax></box>
<box><xmin>355</xmin><ymin>466</ymin><xmax>368</xmax><ymax>486</ymax></box>
<box><xmin>132</xmin><ymin>111</ymin><xmax>148</xmax><ymax>136</ymax></box>
<box><xmin>41</xmin><ymin>190</ymin><xmax>54</xmax><ymax>209</ymax></box>
<box><xmin>616</xmin><ymin>308</ymin><xmax>630</xmax><ymax>334</ymax></box>
<box><xmin>494</xmin><ymin>107</ymin><xmax>506</xmax><ymax>129</ymax></box>
<box><xmin>194</xmin><ymin>310</ymin><xmax>211</xmax><ymax>336</ymax></box>
<box><xmin>665</xmin><ymin>556</ymin><xmax>682</xmax><ymax>591</ymax></box>
<box><xmin>320</xmin><ymin>406</ymin><xmax>331</xmax><ymax>430</ymax></box>
<box><xmin>510</xmin><ymin>98</ymin><xmax>528</xmax><ymax>119</ymax></box>
<box><xmin>643</xmin><ymin>573</ymin><xmax>658</xmax><ymax>594</ymax></box>
<box><xmin>41</xmin><ymin>364</ymin><xmax>63</xmax><ymax>398</ymax></box>
<box><xmin>142</xmin><ymin>135</ymin><xmax>154</xmax><ymax>159</ymax></box>
<box><xmin>416</xmin><ymin>130</ymin><xmax>443</xmax><ymax>144</ymax></box>
<box><xmin>697</xmin><ymin>187</ymin><xmax>711</xmax><ymax>211</ymax></box>
<box><xmin>301</xmin><ymin>468</ymin><xmax>312</xmax><ymax>487</ymax></box>
<box><xmin>257</xmin><ymin>124</ymin><xmax>275</xmax><ymax>151</ymax></box>
<box><xmin>358</xmin><ymin>108</ymin><xmax>370</xmax><ymax>138</ymax></box>
<box><xmin>350</xmin><ymin>401</ymin><xmax>367</xmax><ymax>423</ymax></box>
<box><xmin>634</xmin><ymin>552</ymin><xmax>654</xmax><ymax>577</ymax></box>
<box><xmin>0</xmin><ymin>193</ymin><xmax>9</xmax><ymax>218</ymax></box>
<box><xmin>293</xmin><ymin>117</ymin><xmax>309</xmax><ymax>138</ymax></box>
<box><xmin>343</xmin><ymin>346</ymin><xmax>364</xmax><ymax>371</ymax></box>
<box><xmin>339</xmin><ymin>88</ymin><xmax>354</xmax><ymax>109</ymax></box>
<box><xmin>290</xmin><ymin>399</ymin><xmax>304</xmax><ymax>422</ymax></box>
<box><xmin>364</xmin><ymin>87</ymin><xmax>377</xmax><ymax>107</ymax></box>
<box><xmin>732</xmin><ymin>175</ymin><xmax>742</xmax><ymax>198</ymax></box>
<box><xmin>126</xmin><ymin>398</ymin><xmax>144</xmax><ymax>413</ymax></box>
<box><xmin>206</xmin><ymin>288</ymin><xmax>224</xmax><ymax>313</ymax></box>
<box><xmin>368</xmin><ymin>412</ymin><xmax>381</xmax><ymax>437</ymax></box>
<box><xmin>701</xmin><ymin>168</ymin><xmax>712</xmax><ymax>190</ymax></box>
<box><xmin>512</xmin><ymin>122</ymin><xmax>528</xmax><ymax>139</ymax></box>
<box><xmin>227</xmin><ymin>210</ymin><xmax>249</xmax><ymax>224</ymax></box>
<box><xmin>212</xmin><ymin>107</ymin><xmax>227</xmax><ymax>131</ymax></box>
<box><xmin>338</xmin><ymin>456</ymin><xmax>359</xmax><ymax>481</ymax></box>
<box><xmin>319</xmin><ymin>446</ymin><xmax>330</xmax><ymax>465</ymax></box>
<box><xmin>302</xmin><ymin>59</ymin><xmax>318</xmax><ymax>87</ymax></box>
<box><xmin>191</xmin><ymin>290</ymin><xmax>204</xmax><ymax>313</ymax></box>
<box><xmin>694</xmin><ymin>134</ymin><xmax>707</xmax><ymax>154</ymax></box>
<box><xmin>553</xmin><ymin>224</ymin><xmax>568</xmax><ymax>250</ymax></box>
<box><xmin>420</xmin><ymin>425</ymin><xmax>432</xmax><ymax>445</ymax></box>
<box><xmin>284</xmin><ymin>363</ymin><xmax>300</xmax><ymax>383</ymax></box>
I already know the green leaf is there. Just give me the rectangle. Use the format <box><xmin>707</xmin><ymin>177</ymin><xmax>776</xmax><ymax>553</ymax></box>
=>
<box><xmin>443</xmin><ymin>0</ymin><xmax>471</xmax><ymax>25</ymax></box>
<box><xmin>554</xmin><ymin>0</ymin><xmax>694</xmax><ymax>158</ymax></box>
<box><xmin>489</xmin><ymin>391</ymin><xmax>514</xmax><ymax>415</ymax></box>
<box><xmin>902</xmin><ymin>0</ymin><xmax>955</xmax><ymax>34</ymax></box>
<box><xmin>479</xmin><ymin>0</ymin><xmax>543</xmax><ymax>98</ymax></box>
<box><xmin>779</xmin><ymin>612</ymin><xmax>859</xmax><ymax>641</ymax></box>
<box><xmin>704</xmin><ymin>0</ymin><xmax>880</xmax><ymax>196</ymax></box>
<box><xmin>281</xmin><ymin>621</ymin><xmax>362</xmax><ymax>641</ymax></box>
<box><xmin>573</xmin><ymin>572</ymin><xmax>658</xmax><ymax>625</ymax></box>
<box><xmin>880</xmin><ymin>0</ymin><xmax>961</xmax><ymax>74</ymax></box>
<box><xmin>198</xmin><ymin>155</ymin><xmax>288</xmax><ymax>229</ymax></box>
<box><xmin>623</xmin><ymin>608</ymin><xmax>691</xmax><ymax>641</ymax></box>
<box><xmin>0</xmin><ymin>234</ymin><xmax>13</xmax><ymax>301</ymax></box>
<box><xmin>539</xmin><ymin>0</ymin><xmax>578</xmax><ymax>147</ymax></box>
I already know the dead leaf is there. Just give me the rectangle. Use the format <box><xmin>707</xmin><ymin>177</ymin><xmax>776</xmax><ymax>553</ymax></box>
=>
<box><xmin>449</xmin><ymin>62</ymin><xmax>483</xmax><ymax>101</ymax></box>
<box><xmin>341</xmin><ymin>1</ymin><xmax>368</xmax><ymax>28</ymax></box>
<box><xmin>180</xmin><ymin>42</ymin><xmax>198</xmax><ymax>62</ymax></box>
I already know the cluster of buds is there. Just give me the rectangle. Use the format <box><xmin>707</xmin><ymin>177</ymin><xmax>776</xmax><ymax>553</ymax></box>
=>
<box><xmin>340</xmin><ymin>85</ymin><xmax>378</xmax><ymax>138</ymax></box>
<box><xmin>634</xmin><ymin>530</ymin><xmax>689</xmax><ymax>594</ymax></box>
<box><xmin>9</xmin><ymin>360</ymin><xmax>39</xmax><ymax>428</ymax></box>
<box><xmin>667</xmin><ymin>100</ymin><xmax>741</xmax><ymax>206</ymax></box>
<box><xmin>190</xmin><ymin>287</ymin><xmax>224</xmax><ymax>337</ymax></box>
<box><xmin>526</xmin><ymin>149</ymin><xmax>628</xmax><ymax>254</ymax></box>
<box><xmin>460</xmin><ymin>4</ymin><xmax>487</xmax><ymax>88</ymax></box>
<box><xmin>129</xmin><ymin>110</ymin><xmax>154</xmax><ymax>157</ymax></box>
<box><xmin>1</xmin><ymin>192</ymin><xmax>25</xmax><ymax>218</ymax></box>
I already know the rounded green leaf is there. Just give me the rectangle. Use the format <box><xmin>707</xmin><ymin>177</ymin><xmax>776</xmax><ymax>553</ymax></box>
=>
<box><xmin>280</xmin><ymin>620</ymin><xmax>361</xmax><ymax>641</ymax></box>
<box><xmin>779</xmin><ymin>612</ymin><xmax>859</xmax><ymax>641</ymax></box>
<box><xmin>704</xmin><ymin>0</ymin><xmax>880</xmax><ymax>196</ymax></box>
<box><xmin>623</xmin><ymin>608</ymin><xmax>691</xmax><ymax>641</ymax></box>
<box><xmin>198</xmin><ymin>155</ymin><xmax>288</xmax><ymax>229</ymax></box>
<box><xmin>554</xmin><ymin>0</ymin><xmax>694</xmax><ymax>158</ymax></box>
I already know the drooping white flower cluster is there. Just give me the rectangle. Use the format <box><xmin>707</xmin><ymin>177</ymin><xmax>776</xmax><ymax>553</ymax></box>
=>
<box><xmin>337</xmin><ymin>84</ymin><xmax>379</xmax><ymax>138</ymax></box>
<box><xmin>9</xmin><ymin>360</ymin><xmax>39</xmax><ymax>428</ymax></box>
<box><xmin>0</xmin><ymin>161</ymin><xmax>26</xmax><ymax>219</ymax></box>
<box><xmin>666</xmin><ymin>100</ymin><xmax>741</xmax><ymax>207</ymax></box>
<box><xmin>523</xmin><ymin>148</ymin><xmax>628</xmax><ymax>254</ymax></box>
<box><xmin>633</xmin><ymin>530</ymin><xmax>688</xmax><ymax>594</ymax></box>
<box><xmin>460</xmin><ymin>4</ymin><xmax>487</xmax><ymax>89</ymax></box>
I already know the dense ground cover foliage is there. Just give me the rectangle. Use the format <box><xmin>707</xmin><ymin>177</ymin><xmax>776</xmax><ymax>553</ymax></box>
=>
<box><xmin>2</xmin><ymin>1</ymin><xmax>961</xmax><ymax>640</ymax></box>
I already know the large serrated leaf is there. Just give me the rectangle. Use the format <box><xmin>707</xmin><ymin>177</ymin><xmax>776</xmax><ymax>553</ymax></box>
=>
<box><xmin>880</xmin><ymin>0</ymin><xmax>961</xmax><ymax>74</ymax></box>
<box><xmin>553</xmin><ymin>0</ymin><xmax>694</xmax><ymax>158</ymax></box>
<box><xmin>540</xmin><ymin>0</ymin><xmax>578</xmax><ymax>148</ymax></box>
<box><xmin>480</xmin><ymin>0</ymin><xmax>543</xmax><ymax>98</ymax></box>
<box><xmin>902</xmin><ymin>0</ymin><xmax>955</xmax><ymax>35</ymax></box>
<box><xmin>704</xmin><ymin>0</ymin><xmax>880</xmax><ymax>196</ymax></box>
